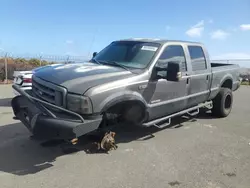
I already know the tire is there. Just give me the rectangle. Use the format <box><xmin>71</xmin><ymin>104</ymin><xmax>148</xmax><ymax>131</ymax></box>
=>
<box><xmin>211</xmin><ymin>88</ymin><xmax>233</xmax><ymax>118</ymax></box>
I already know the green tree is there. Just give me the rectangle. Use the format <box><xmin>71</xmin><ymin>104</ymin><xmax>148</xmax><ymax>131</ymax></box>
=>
<box><xmin>28</xmin><ymin>58</ymin><xmax>40</xmax><ymax>66</ymax></box>
<box><xmin>14</xmin><ymin>58</ymin><xmax>27</xmax><ymax>64</ymax></box>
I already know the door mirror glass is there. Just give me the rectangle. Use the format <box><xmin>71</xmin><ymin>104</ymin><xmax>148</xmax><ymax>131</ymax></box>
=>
<box><xmin>166</xmin><ymin>61</ymin><xmax>181</xmax><ymax>82</ymax></box>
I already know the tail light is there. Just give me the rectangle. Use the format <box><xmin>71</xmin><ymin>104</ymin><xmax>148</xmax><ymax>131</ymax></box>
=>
<box><xmin>23</xmin><ymin>78</ymin><xmax>32</xmax><ymax>83</ymax></box>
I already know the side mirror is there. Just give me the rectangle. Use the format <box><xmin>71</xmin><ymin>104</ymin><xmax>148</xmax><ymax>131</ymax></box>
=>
<box><xmin>92</xmin><ymin>52</ymin><xmax>97</xmax><ymax>58</ymax></box>
<box><xmin>154</xmin><ymin>65</ymin><xmax>168</xmax><ymax>80</ymax></box>
<box><xmin>166</xmin><ymin>61</ymin><xmax>182</xmax><ymax>82</ymax></box>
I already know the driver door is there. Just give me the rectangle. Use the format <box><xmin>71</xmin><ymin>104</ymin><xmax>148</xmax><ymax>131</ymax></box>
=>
<box><xmin>146</xmin><ymin>44</ymin><xmax>189</xmax><ymax>120</ymax></box>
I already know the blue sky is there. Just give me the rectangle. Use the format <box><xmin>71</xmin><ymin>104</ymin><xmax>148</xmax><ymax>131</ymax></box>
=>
<box><xmin>0</xmin><ymin>0</ymin><xmax>250</xmax><ymax>65</ymax></box>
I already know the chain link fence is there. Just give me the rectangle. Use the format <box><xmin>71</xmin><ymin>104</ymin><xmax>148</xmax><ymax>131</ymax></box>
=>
<box><xmin>0</xmin><ymin>51</ymin><xmax>250</xmax><ymax>84</ymax></box>
<box><xmin>0</xmin><ymin>52</ymin><xmax>89</xmax><ymax>83</ymax></box>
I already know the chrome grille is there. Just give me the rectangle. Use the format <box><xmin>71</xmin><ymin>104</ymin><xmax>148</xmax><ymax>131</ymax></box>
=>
<box><xmin>32</xmin><ymin>76</ymin><xmax>66</xmax><ymax>107</ymax></box>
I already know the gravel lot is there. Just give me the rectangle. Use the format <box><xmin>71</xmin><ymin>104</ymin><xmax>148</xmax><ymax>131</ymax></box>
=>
<box><xmin>0</xmin><ymin>85</ymin><xmax>249</xmax><ymax>188</ymax></box>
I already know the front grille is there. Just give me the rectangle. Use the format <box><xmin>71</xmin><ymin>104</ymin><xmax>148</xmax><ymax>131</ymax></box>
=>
<box><xmin>32</xmin><ymin>76</ymin><xmax>66</xmax><ymax>107</ymax></box>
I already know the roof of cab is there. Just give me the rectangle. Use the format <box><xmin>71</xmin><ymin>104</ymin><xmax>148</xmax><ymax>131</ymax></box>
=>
<box><xmin>116</xmin><ymin>38</ymin><xmax>202</xmax><ymax>45</ymax></box>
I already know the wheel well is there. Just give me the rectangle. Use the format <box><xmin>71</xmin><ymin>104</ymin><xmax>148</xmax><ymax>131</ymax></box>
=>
<box><xmin>221</xmin><ymin>79</ymin><xmax>232</xmax><ymax>90</ymax></box>
<box><xmin>103</xmin><ymin>100</ymin><xmax>146</xmax><ymax>115</ymax></box>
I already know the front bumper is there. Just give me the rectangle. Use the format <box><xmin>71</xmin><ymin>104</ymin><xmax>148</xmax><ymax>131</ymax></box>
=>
<box><xmin>11</xmin><ymin>85</ymin><xmax>102</xmax><ymax>140</ymax></box>
<box><xmin>13</xmin><ymin>84</ymin><xmax>32</xmax><ymax>96</ymax></box>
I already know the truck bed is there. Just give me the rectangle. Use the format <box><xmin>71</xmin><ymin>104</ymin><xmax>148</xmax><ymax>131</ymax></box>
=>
<box><xmin>208</xmin><ymin>62</ymin><xmax>240</xmax><ymax>101</ymax></box>
<box><xmin>211</xmin><ymin>62</ymin><xmax>240</xmax><ymax>70</ymax></box>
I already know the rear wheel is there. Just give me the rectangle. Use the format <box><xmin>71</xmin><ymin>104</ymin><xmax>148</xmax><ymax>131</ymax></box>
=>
<box><xmin>211</xmin><ymin>88</ymin><xmax>233</xmax><ymax>117</ymax></box>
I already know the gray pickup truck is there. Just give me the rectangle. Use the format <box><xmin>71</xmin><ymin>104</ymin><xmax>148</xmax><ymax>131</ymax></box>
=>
<box><xmin>11</xmin><ymin>38</ymin><xmax>241</xmax><ymax>142</ymax></box>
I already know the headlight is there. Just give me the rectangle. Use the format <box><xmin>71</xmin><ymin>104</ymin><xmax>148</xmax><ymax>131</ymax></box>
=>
<box><xmin>66</xmin><ymin>94</ymin><xmax>93</xmax><ymax>114</ymax></box>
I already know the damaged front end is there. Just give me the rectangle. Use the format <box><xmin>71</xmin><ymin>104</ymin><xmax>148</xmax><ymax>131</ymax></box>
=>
<box><xmin>11</xmin><ymin>85</ymin><xmax>102</xmax><ymax>141</ymax></box>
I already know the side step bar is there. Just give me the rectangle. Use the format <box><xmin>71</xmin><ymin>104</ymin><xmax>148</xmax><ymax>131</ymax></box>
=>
<box><xmin>143</xmin><ymin>101</ymin><xmax>213</xmax><ymax>129</ymax></box>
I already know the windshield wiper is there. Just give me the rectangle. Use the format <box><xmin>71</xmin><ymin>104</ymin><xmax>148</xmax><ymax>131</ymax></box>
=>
<box><xmin>91</xmin><ymin>58</ymin><xmax>102</xmax><ymax>65</ymax></box>
<box><xmin>100</xmin><ymin>60</ymin><xmax>131</xmax><ymax>72</ymax></box>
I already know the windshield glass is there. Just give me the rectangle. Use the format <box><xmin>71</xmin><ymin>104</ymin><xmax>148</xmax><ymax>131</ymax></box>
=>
<box><xmin>92</xmin><ymin>41</ymin><xmax>161</xmax><ymax>69</ymax></box>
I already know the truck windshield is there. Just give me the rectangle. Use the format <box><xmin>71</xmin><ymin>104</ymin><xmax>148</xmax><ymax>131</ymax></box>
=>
<box><xmin>92</xmin><ymin>41</ymin><xmax>161</xmax><ymax>69</ymax></box>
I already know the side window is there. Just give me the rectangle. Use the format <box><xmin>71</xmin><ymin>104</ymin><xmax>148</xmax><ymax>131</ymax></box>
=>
<box><xmin>156</xmin><ymin>45</ymin><xmax>187</xmax><ymax>72</ymax></box>
<box><xmin>188</xmin><ymin>46</ymin><xmax>207</xmax><ymax>71</ymax></box>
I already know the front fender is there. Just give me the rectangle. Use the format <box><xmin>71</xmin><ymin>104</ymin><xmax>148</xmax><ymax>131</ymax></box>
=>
<box><xmin>99</xmin><ymin>91</ymin><xmax>148</xmax><ymax>113</ymax></box>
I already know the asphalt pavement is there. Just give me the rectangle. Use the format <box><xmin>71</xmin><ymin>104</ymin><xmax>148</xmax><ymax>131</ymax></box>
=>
<box><xmin>0</xmin><ymin>85</ymin><xmax>249</xmax><ymax>188</ymax></box>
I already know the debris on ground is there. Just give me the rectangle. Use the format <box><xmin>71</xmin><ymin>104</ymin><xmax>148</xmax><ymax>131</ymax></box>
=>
<box><xmin>86</xmin><ymin>131</ymin><xmax>118</xmax><ymax>154</ymax></box>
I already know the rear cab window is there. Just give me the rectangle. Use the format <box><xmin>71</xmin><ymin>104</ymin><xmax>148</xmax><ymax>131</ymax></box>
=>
<box><xmin>187</xmin><ymin>45</ymin><xmax>207</xmax><ymax>71</ymax></box>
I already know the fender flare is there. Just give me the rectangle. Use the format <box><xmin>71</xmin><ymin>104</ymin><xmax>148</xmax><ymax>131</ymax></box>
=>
<box><xmin>99</xmin><ymin>91</ymin><xmax>148</xmax><ymax>114</ymax></box>
<box><xmin>219</xmin><ymin>74</ymin><xmax>233</xmax><ymax>89</ymax></box>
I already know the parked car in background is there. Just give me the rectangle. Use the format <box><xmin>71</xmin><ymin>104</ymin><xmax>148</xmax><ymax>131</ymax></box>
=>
<box><xmin>13</xmin><ymin>70</ymin><xmax>33</xmax><ymax>95</ymax></box>
<box><xmin>12</xmin><ymin>64</ymin><xmax>63</xmax><ymax>95</ymax></box>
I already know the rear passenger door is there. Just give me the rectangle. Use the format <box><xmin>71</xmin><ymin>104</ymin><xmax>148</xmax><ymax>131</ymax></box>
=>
<box><xmin>186</xmin><ymin>45</ymin><xmax>211</xmax><ymax>108</ymax></box>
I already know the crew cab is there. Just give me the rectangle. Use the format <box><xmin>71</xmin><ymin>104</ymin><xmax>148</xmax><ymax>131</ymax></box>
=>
<box><xmin>11</xmin><ymin>38</ymin><xmax>241</xmax><ymax>142</ymax></box>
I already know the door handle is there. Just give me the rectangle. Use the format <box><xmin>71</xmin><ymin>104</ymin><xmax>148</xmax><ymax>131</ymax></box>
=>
<box><xmin>206</xmin><ymin>75</ymin><xmax>209</xmax><ymax>80</ymax></box>
<box><xmin>186</xmin><ymin>77</ymin><xmax>190</xmax><ymax>84</ymax></box>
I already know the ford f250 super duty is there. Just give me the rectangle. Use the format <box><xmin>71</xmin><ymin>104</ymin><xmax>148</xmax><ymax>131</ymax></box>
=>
<box><xmin>11</xmin><ymin>38</ymin><xmax>241</xmax><ymax>143</ymax></box>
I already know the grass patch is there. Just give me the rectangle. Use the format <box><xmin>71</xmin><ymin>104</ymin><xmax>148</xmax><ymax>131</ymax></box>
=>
<box><xmin>241</xmin><ymin>81</ymin><xmax>250</xmax><ymax>85</ymax></box>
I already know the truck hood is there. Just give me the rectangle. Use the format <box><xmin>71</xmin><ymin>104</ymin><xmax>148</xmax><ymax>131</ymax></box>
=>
<box><xmin>34</xmin><ymin>62</ymin><xmax>134</xmax><ymax>94</ymax></box>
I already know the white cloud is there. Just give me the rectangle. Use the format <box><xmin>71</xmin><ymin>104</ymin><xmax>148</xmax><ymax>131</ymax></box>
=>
<box><xmin>185</xmin><ymin>20</ymin><xmax>204</xmax><ymax>38</ymax></box>
<box><xmin>66</xmin><ymin>40</ymin><xmax>74</xmax><ymax>44</ymax></box>
<box><xmin>240</xmin><ymin>24</ymin><xmax>250</xmax><ymax>31</ymax></box>
<box><xmin>210</xmin><ymin>29</ymin><xmax>230</xmax><ymax>40</ymax></box>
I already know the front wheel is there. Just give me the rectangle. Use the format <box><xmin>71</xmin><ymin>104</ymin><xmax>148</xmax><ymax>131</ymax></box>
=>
<box><xmin>211</xmin><ymin>88</ymin><xmax>233</xmax><ymax>118</ymax></box>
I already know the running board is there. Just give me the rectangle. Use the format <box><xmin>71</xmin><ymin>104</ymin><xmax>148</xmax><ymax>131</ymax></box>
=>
<box><xmin>143</xmin><ymin>101</ymin><xmax>212</xmax><ymax>128</ymax></box>
<box><xmin>187</xmin><ymin>108</ymin><xmax>199</xmax><ymax>116</ymax></box>
<box><xmin>154</xmin><ymin>118</ymin><xmax>171</xmax><ymax>129</ymax></box>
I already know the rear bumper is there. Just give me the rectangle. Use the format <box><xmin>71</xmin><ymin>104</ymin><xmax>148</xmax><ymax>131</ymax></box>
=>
<box><xmin>11</xmin><ymin>85</ymin><xmax>102</xmax><ymax>140</ymax></box>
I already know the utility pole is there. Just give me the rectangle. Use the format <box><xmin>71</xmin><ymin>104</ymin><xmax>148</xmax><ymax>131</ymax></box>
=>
<box><xmin>66</xmin><ymin>55</ymin><xmax>70</xmax><ymax>64</ymax></box>
<box><xmin>4</xmin><ymin>52</ymin><xmax>8</xmax><ymax>84</ymax></box>
<box><xmin>39</xmin><ymin>55</ymin><xmax>42</xmax><ymax>66</ymax></box>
